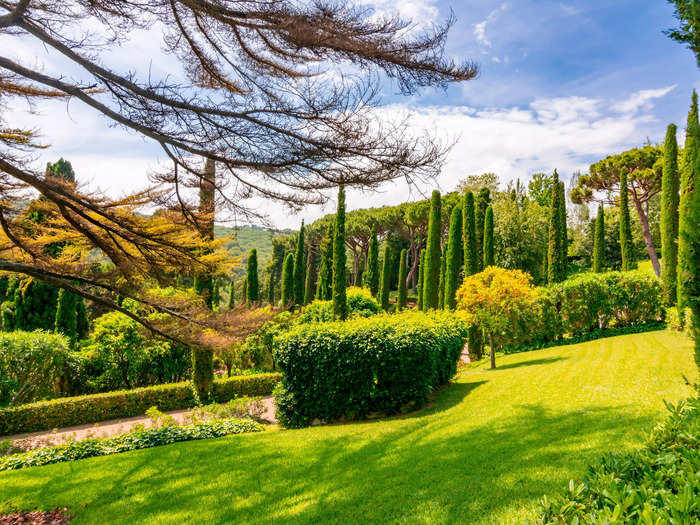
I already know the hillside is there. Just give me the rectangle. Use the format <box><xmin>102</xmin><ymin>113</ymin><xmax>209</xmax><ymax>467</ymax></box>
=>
<box><xmin>215</xmin><ymin>224</ymin><xmax>295</xmax><ymax>275</ymax></box>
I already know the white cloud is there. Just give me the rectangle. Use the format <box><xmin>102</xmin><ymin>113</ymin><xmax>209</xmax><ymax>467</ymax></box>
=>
<box><xmin>611</xmin><ymin>85</ymin><xmax>677</xmax><ymax>114</ymax></box>
<box><xmin>356</xmin><ymin>0</ymin><xmax>440</xmax><ymax>27</ymax></box>
<box><xmin>474</xmin><ymin>3</ymin><xmax>509</xmax><ymax>48</ymax></box>
<box><xmin>559</xmin><ymin>3</ymin><xmax>582</xmax><ymax>16</ymax></box>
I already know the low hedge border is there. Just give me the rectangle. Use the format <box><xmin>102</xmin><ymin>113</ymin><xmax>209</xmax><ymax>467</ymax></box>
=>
<box><xmin>0</xmin><ymin>417</ymin><xmax>264</xmax><ymax>471</ymax></box>
<box><xmin>0</xmin><ymin>372</ymin><xmax>281</xmax><ymax>436</ymax></box>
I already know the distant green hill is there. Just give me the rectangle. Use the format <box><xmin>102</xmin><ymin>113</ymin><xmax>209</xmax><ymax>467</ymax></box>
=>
<box><xmin>215</xmin><ymin>224</ymin><xmax>295</xmax><ymax>276</ymax></box>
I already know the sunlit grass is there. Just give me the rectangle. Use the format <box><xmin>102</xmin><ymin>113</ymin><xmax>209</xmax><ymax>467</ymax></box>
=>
<box><xmin>0</xmin><ymin>330</ymin><xmax>695</xmax><ymax>524</ymax></box>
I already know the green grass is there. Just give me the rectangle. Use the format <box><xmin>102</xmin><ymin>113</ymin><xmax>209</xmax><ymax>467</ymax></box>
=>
<box><xmin>1</xmin><ymin>331</ymin><xmax>695</xmax><ymax>524</ymax></box>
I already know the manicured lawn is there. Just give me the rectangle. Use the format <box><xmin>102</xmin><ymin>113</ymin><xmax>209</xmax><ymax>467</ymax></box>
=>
<box><xmin>1</xmin><ymin>330</ymin><xmax>695</xmax><ymax>524</ymax></box>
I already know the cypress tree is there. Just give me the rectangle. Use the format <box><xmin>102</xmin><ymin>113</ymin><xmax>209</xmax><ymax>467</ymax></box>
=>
<box><xmin>422</xmin><ymin>190</ymin><xmax>442</xmax><ymax>309</ymax></box>
<box><xmin>662</xmin><ymin>123</ymin><xmax>680</xmax><ymax>305</ymax></box>
<box><xmin>463</xmin><ymin>192</ymin><xmax>478</xmax><ymax>275</ymax></box>
<box><xmin>445</xmin><ymin>204</ymin><xmax>463</xmax><ymax>309</ymax></box>
<box><xmin>483</xmin><ymin>205</ymin><xmax>494</xmax><ymax>267</ymax></box>
<box><xmin>267</xmin><ymin>272</ymin><xmax>275</xmax><ymax>304</ymax></box>
<box><xmin>379</xmin><ymin>245</ymin><xmax>391</xmax><ymax>310</ymax></box>
<box><xmin>475</xmin><ymin>188</ymin><xmax>491</xmax><ymax>270</ymax></box>
<box><xmin>417</xmin><ymin>249</ymin><xmax>425</xmax><ymax>311</ymax></box>
<box><xmin>678</xmin><ymin>91</ymin><xmax>700</xmax><ymax>367</ymax></box>
<box><xmin>438</xmin><ymin>251</ymin><xmax>446</xmax><ymax>310</ymax></box>
<box><xmin>211</xmin><ymin>278</ymin><xmax>220</xmax><ymax>310</ymax></box>
<box><xmin>316</xmin><ymin>224</ymin><xmax>334</xmax><ymax>301</ymax></box>
<box><xmin>397</xmin><ymin>248</ymin><xmax>407</xmax><ymax>310</ymax></box>
<box><xmin>192</xmin><ymin>346</ymin><xmax>214</xmax><ymax>402</ymax></box>
<box><xmin>332</xmin><ymin>185</ymin><xmax>348</xmax><ymax>320</ymax></box>
<box><xmin>55</xmin><ymin>289</ymin><xmax>77</xmax><ymax>343</ymax></box>
<box><xmin>547</xmin><ymin>172</ymin><xmax>566</xmax><ymax>283</ymax></box>
<box><xmin>619</xmin><ymin>171</ymin><xmax>637</xmax><ymax>271</ymax></box>
<box><xmin>75</xmin><ymin>296</ymin><xmax>89</xmax><ymax>340</ymax></box>
<box><xmin>293</xmin><ymin>221</ymin><xmax>306</xmax><ymax>305</ymax></box>
<box><xmin>592</xmin><ymin>204</ymin><xmax>605</xmax><ymax>273</ymax></box>
<box><xmin>228</xmin><ymin>279</ymin><xmax>235</xmax><ymax>309</ymax></box>
<box><xmin>557</xmin><ymin>180</ymin><xmax>568</xmax><ymax>278</ymax></box>
<box><xmin>281</xmin><ymin>253</ymin><xmax>295</xmax><ymax>306</ymax></box>
<box><xmin>246</xmin><ymin>249</ymin><xmax>259</xmax><ymax>303</ymax></box>
<box><xmin>365</xmin><ymin>225</ymin><xmax>380</xmax><ymax>297</ymax></box>
<box><xmin>303</xmin><ymin>250</ymin><xmax>317</xmax><ymax>305</ymax></box>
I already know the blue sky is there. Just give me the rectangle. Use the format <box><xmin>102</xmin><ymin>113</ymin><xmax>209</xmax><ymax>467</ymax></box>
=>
<box><xmin>5</xmin><ymin>0</ymin><xmax>699</xmax><ymax>228</ymax></box>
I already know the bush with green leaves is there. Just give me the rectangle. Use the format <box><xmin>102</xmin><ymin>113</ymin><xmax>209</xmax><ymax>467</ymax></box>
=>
<box><xmin>274</xmin><ymin>311</ymin><xmax>468</xmax><ymax>428</ymax></box>
<box><xmin>0</xmin><ymin>331</ymin><xmax>72</xmax><ymax>406</ymax></box>
<box><xmin>531</xmin><ymin>397</ymin><xmax>700</xmax><ymax>524</ymax></box>
<box><xmin>0</xmin><ymin>417</ymin><xmax>264</xmax><ymax>471</ymax></box>
<box><xmin>297</xmin><ymin>286</ymin><xmax>381</xmax><ymax>323</ymax></box>
<box><xmin>0</xmin><ymin>372</ymin><xmax>281</xmax><ymax>435</ymax></box>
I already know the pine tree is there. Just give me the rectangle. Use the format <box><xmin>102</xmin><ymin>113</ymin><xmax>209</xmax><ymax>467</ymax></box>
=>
<box><xmin>228</xmin><ymin>279</ymin><xmax>235</xmax><ymax>309</ymax></box>
<box><xmin>281</xmin><ymin>253</ymin><xmax>295</xmax><ymax>306</ymax></box>
<box><xmin>475</xmin><ymin>188</ymin><xmax>491</xmax><ymax>271</ymax></box>
<box><xmin>397</xmin><ymin>248</ymin><xmax>407</xmax><ymax>310</ymax></box>
<box><xmin>483</xmin><ymin>205</ymin><xmax>494</xmax><ymax>267</ymax></box>
<box><xmin>293</xmin><ymin>221</ymin><xmax>306</xmax><ymax>305</ymax></box>
<box><xmin>592</xmin><ymin>204</ymin><xmax>605</xmax><ymax>273</ymax></box>
<box><xmin>661</xmin><ymin>123</ymin><xmax>681</xmax><ymax>305</ymax></box>
<box><xmin>557</xmin><ymin>180</ymin><xmax>568</xmax><ymax>278</ymax></box>
<box><xmin>303</xmin><ymin>250</ymin><xmax>317</xmax><ymax>305</ymax></box>
<box><xmin>75</xmin><ymin>296</ymin><xmax>89</xmax><ymax>340</ymax></box>
<box><xmin>620</xmin><ymin>170</ymin><xmax>637</xmax><ymax>271</ymax></box>
<box><xmin>246</xmin><ymin>249</ymin><xmax>259</xmax><ymax>303</ymax></box>
<box><xmin>365</xmin><ymin>225</ymin><xmax>380</xmax><ymax>296</ymax></box>
<box><xmin>445</xmin><ymin>204</ymin><xmax>463</xmax><ymax>310</ymax></box>
<box><xmin>316</xmin><ymin>224</ymin><xmax>334</xmax><ymax>301</ymax></box>
<box><xmin>55</xmin><ymin>288</ymin><xmax>77</xmax><ymax>343</ymax></box>
<box><xmin>379</xmin><ymin>244</ymin><xmax>391</xmax><ymax>310</ymax></box>
<box><xmin>678</xmin><ymin>91</ymin><xmax>700</xmax><ymax>367</ymax></box>
<box><xmin>463</xmin><ymin>192</ymin><xmax>478</xmax><ymax>276</ymax></box>
<box><xmin>438</xmin><ymin>251</ymin><xmax>446</xmax><ymax>310</ymax></box>
<box><xmin>417</xmin><ymin>249</ymin><xmax>425</xmax><ymax>311</ymax></box>
<box><xmin>332</xmin><ymin>185</ymin><xmax>348</xmax><ymax>320</ymax></box>
<box><xmin>422</xmin><ymin>190</ymin><xmax>442</xmax><ymax>309</ymax></box>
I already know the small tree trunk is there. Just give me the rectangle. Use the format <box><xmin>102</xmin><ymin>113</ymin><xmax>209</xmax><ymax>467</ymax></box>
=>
<box><xmin>632</xmin><ymin>196</ymin><xmax>661</xmax><ymax>277</ymax></box>
<box><xmin>489</xmin><ymin>332</ymin><xmax>496</xmax><ymax>369</ymax></box>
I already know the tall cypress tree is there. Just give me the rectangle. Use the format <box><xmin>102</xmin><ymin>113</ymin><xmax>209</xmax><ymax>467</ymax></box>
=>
<box><xmin>280</xmin><ymin>253</ymin><xmax>295</xmax><ymax>306</ymax></box>
<box><xmin>438</xmin><ymin>251</ymin><xmax>446</xmax><ymax>310</ymax></box>
<box><xmin>483</xmin><ymin>205</ymin><xmax>494</xmax><ymax>267</ymax></box>
<box><xmin>303</xmin><ymin>249</ymin><xmax>317</xmax><ymax>305</ymax></box>
<box><xmin>228</xmin><ymin>279</ymin><xmax>235</xmax><ymax>309</ymax></box>
<box><xmin>75</xmin><ymin>296</ymin><xmax>89</xmax><ymax>340</ymax></box>
<box><xmin>547</xmin><ymin>172</ymin><xmax>564</xmax><ymax>283</ymax></box>
<box><xmin>678</xmin><ymin>91</ymin><xmax>700</xmax><ymax>367</ymax></box>
<box><xmin>422</xmin><ymin>190</ymin><xmax>442</xmax><ymax>309</ymax></box>
<box><xmin>417</xmin><ymin>249</ymin><xmax>425</xmax><ymax>311</ymax></box>
<box><xmin>267</xmin><ymin>272</ymin><xmax>275</xmax><ymax>304</ymax></box>
<box><xmin>592</xmin><ymin>204</ymin><xmax>605</xmax><ymax>273</ymax></box>
<box><xmin>557</xmin><ymin>180</ymin><xmax>568</xmax><ymax>278</ymax></box>
<box><xmin>475</xmin><ymin>188</ymin><xmax>491</xmax><ymax>270</ymax></box>
<box><xmin>332</xmin><ymin>185</ymin><xmax>348</xmax><ymax>320</ymax></box>
<box><xmin>662</xmin><ymin>123</ymin><xmax>680</xmax><ymax>305</ymax></box>
<box><xmin>620</xmin><ymin>170</ymin><xmax>637</xmax><ymax>271</ymax></box>
<box><xmin>316</xmin><ymin>224</ymin><xmax>334</xmax><ymax>301</ymax></box>
<box><xmin>293</xmin><ymin>221</ymin><xmax>306</xmax><ymax>305</ymax></box>
<box><xmin>55</xmin><ymin>289</ymin><xmax>77</xmax><ymax>343</ymax></box>
<box><xmin>365</xmin><ymin>225</ymin><xmax>380</xmax><ymax>297</ymax></box>
<box><xmin>379</xmin><ymin>245</ymin><xmax>391</xmax><ymax>310</ymax></box>
<box><xmin>463</xmin><ymin>192</ymin><xmax>478</xmax><ymax>276</ymax></box>
<box><xmin>211</xmin><ymin>278</ymin><xmax>220</xmax><ymax>310</ymax></box>
<box><xmin>246</xmin><ymin>249</ymin><xmax>259</xmax><ymax>303</ymax></box>
<box><xmin>445</xmin><ymin>204</ymin><xmax>463</xmax><ymax>310</ymax></box>
<box><xmin>397</xmin><ymin>248</ymin><xmax>407</xmax><ymax>310</ymax></box>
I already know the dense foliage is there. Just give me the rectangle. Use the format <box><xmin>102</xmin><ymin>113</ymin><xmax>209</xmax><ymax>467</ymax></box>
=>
<box><xmin>592</xmin><ymin>204</ymin><xmax>605</xmax><ymax>273</ymax></box>
<box><xmin>274</xmin><ymin>312</ymin><xmax>468</xmax><ymax>428</ymax></box>
<box><xmin>293</xmin><ymin>222</ymin><xmax>306</xmax><ymax>305</ymax></box>
<box><xmin>379</xmin><ymin>245</ymin><xmax>391</xmax><ymax>310</ymax></box>
<box><xmin>444</xmin><ymin>204</ymin><xmax>463</xmax><ymax>310</ymax></box>
<box><xmin>397</xmin><ymin>249</ymin><xmax>408</xmax><ymax>310</ymax></box>
<box><xmin>422</xmin><ymin>190</ymin><xmax>442</xmax><ymax>309</ymax></box>
<box><xmin>332</xmin><ymin>186</ymin><xmax>348</xmax><ymax>320</ymax></box>
<box><xmin>297</xmin><ymin>287</ymin><xmax>381</xmax><ymax>323</ymax></box>
<box><xmin>662</xmin><ymin>123</ymin><xmax>680</xmax><ymax>305</ymax></box>
<box><xmin>619</xmin><ymin>170</ymin><xmax>637</xmax><ymax>271</ymax></box>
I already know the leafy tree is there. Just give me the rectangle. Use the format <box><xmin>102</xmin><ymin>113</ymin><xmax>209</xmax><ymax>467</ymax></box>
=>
<box><xmin>422</xmin><ymin>190</ymin><xmax>442</xmax><ymax>309</ymax></box>
<box><xmin>55</xmin><ymin>288</ymin><xmax>77</xmax><ymax>343</ymax></box>
<box><xmin>45</xmin><ymin>158</ymin><xmax>76</xmax><ymax>183</ymax></box>
<box><xmin>332</xmin><ymin>186</ymin><xmax>348</xmax><ymax>320</ymax></box>
<box><xmin>397</xmin><ymin>248</ymin><xmax>408</xmax><ymax>310</ymax></box>
<box><xmin>365</xmin><ymin>225</ymin><xmax>380</xmax><ymax>297</ymax></box>
<box><xmin>444</xmin><ymin>204</ymin><xmax>463</xmax><ymax>309</ymax></box>
<box><xmin>281</xmin><ymin>254</ymin><xmax>295</xmax><ymax>306</ymax></box>
<box><xmin>678</xmin><ymin>91</ymin><xmax>700</xmax><ymax>367</ymax></box>
<box><xmin>592</xmin><ymin>204</ymin><xmax>606</xmax><ymax>272</ymax></box>
<box><xmin>456</xmin><ymin>267</ymin><xmax>541</xmax><ymax>369</ymax></box>
<box><xmin>662</xmin><ymin>123</ymin><xmax>681</xmax><ymax>304</ymax></box>
<box><xmin>316</xmin><ymin>224</ymin><xmax>334</xmax><ymax>301</ymax></box>
<box><xmin>547</xmin><ymin>173</ymin><xmax>566</xmax><ymax>283</ymax></box>
<box><xmin>379</xmin><ymin>245</ymin><xmax>391</xmax><ymax>310</ymax></box>
<box><xmin>619</xmin><ymin>171</ymin><xmax>637</xmax><ymax>271</ymax></box>
<box><xmin>293</xmin><ymin>221</ymin><xmax>306</xmax><ymax>305</ymax></box>
<box><xmin>246</xmin><ymin>249</ymin><xmax>259</xmax><ymax>303</ymax></box>
<box><xmin>475</xmin><ymin>188</ymin><xmax>491</xmax><ymax>269</ymax></box>
<box><xmin>13</xmin><ymin>278</ymin><xmax>59</xmax><ymax>332</ymax></box>
<box><xmin>665</xmin><ymin>0</ymin><xmax>700</xmax><ymax>67</ymax></box>
<box><xmin>483</xmin><ymin>205</ymin><xmax>494</xmax><ymax>267</ymax></box>
<box><xmin>463</xmin><ymin>191</ymin><xmax>479</xmax><ymax>276</ymax></box>
<box><xmin>528</xmin><ymin>172</ymin><xmax>555</xmax><ymax>207</ymax></box>
<box><xmin>457</xmin><ymin>173</ymin><xmax>500</xmax><ymax>195</ymax></box>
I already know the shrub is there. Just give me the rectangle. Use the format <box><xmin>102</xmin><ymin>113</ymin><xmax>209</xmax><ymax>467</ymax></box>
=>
<box><xmin>274</xmin><ymin>312</ymin><xmax>467</xmax><ymax>428</ymax></box>
<box><xmin>298</xmin><ymin>287</ymin><xmax>381</xmax><ymax>323</ymax></box>
<box><xmin>667</xmin><ymin>306</ymin><xmax>696</xmax><ymax>338</ymax></box>
<box><xmin>0</xmin><ymin>331</ymin><xmax>72</xmax><ymax>406</ymax></box>
<box><xmin>0</xmin><ymin>417</ymin><xmax>264</xmax><ymax>471</ymax></box>
<box><xmin>0</xmin><ymin>372</ymin><xmax>281</xmax><ymax>435</ymax></box>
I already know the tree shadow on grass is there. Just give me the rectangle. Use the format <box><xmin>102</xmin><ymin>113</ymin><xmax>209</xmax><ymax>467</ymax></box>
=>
<box><xmin>493</xmin><ymin>356</ymin><xmax>568</xmax><ymax>370</ymax></box>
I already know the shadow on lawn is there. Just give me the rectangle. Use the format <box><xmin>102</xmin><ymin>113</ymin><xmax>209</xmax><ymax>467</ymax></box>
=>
<box><xmin>493</xmin><ymin>356</ymin><xmax>568</xmax><ymax>370</ymax></box>
<box><xmin>0</xmin><ymin>394</ymin><xmax>657</xmax><ymax>525</ymax></box>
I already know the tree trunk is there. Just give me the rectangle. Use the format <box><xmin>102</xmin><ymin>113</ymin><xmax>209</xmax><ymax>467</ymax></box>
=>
<box><xmin>406</xmin><ymin>237</ymin><xmax>419</xmax><ymax>288</ymax></box>
<box><xmin>489</xmin><ymin>332</ymin><xmax>496</xmax><ymax>369</ymax></box>
<box><xmin>632</xmin><ymin>196</ymin><xmax>661</xmax><ymax>276</ymax></box>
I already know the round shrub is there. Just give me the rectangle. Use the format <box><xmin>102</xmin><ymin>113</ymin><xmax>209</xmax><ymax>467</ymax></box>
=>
<box><xmin>298</xmin><ymin>286</ymin><xmax>381</xmax><ymax>323</ymax></box>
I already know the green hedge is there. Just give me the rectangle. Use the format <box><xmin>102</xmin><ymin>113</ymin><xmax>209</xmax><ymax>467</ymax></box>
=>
<box><xmin>0</xmin><ymin>417</ymin><xmax>264</xmax><ymax>471</ymax></box>
<box><xmin>0</xmin><ymin>372</ymin><xmax>281</xmax><ymax>436</ymax></box>
<box><xmin>274</xmin><ymin>312</ymin><xmax>468</xmax><ymax>428</ymax></box>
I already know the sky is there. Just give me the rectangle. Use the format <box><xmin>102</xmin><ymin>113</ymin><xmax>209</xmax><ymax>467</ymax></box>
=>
<box><xmin>4</xmin><ymin>0</ymin><xmax>699</xmax><ymax>229</ymax></box>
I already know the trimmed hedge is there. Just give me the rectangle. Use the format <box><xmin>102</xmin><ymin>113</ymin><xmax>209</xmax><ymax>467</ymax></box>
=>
<box><xmin>0</xmin><ymin>372</ymin><xmax>281</xmax><ymax>436</ymax></box>
<box><xmin>0</xmin><ymin>417</ymin><xmax>264</xmax><ymax>471</ymax></box>
<box><xmin>274</xmin><ymin>312</ymin><xmax>468</xmax><ymax>428</ymax></box>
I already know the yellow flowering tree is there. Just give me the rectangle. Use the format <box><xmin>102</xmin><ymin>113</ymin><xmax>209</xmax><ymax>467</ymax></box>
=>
<box><xmin>456</xmin><ymin>267</ymin><xmax>542</xmax><ymax>369</ymax></box>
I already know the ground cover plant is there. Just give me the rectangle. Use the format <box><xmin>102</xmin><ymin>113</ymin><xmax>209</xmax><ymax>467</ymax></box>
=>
<box><xmin>0</xmin><ymin>331</ymin><xmax>695</xmax><ymax>524</ymax></box>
